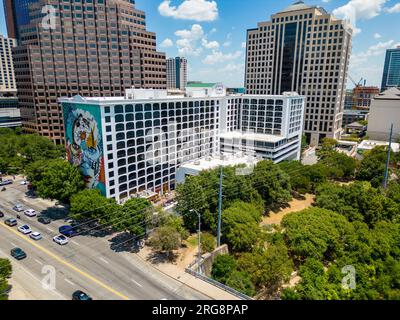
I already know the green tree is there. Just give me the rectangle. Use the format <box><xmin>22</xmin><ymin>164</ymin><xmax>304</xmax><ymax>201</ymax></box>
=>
<box><xmin>251</xmin><ymin>160</ymin><xmax>292</xmax><ymax>208</ymax></box>
<box><xmin>226</xmin><ymin>271</ymin><xmax>256</xmax><ymax>297</ymax></box>
<box><xmin>201</xmin><ymin>232</ymin><xmax>216</xmax><ymax>253</ymax></box>
<box><xmin>211</xmin><ymin>254</ymin><xmax>237</xmax><ymax>284</ymax></box>
<box><xmin>148</xmin><ymin>226</ymin><xmax>182</xmax><ymax>257</ymax></box>
<box><xmin>28</xmin><ymin>159</ymin><xmax>85</xmax><ymax>203</ymax></box>
<box><xmin>319</xmin><ymin>151</ymin><xmax>357</xmax><ymax>180</ymax></box>
<box><xmin>357</xmin><ymin>146</ymin><xmax>389</xmax><ymax>187</ymax></box>
<box><xmin>0</xmin><ymin>258</ymin><xmax>12</xmax><ymax>301</ymax></box>
<box><xmin>222</xmin><ymin>201</ymin><xmax>262</xmax><ymax>252</ymax></box>
<box><xmin>114</xmin><ymin>198</ymin><xmax>152</xmax><ymax>236</ymax></box>
<box><xmin>69</xmin><ymin>189</ymin><xmax>118</xmax><ymax>222</ymax></box>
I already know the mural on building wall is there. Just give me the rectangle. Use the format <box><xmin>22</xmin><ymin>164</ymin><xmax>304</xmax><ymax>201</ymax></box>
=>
<box><xmin>63</xmin><ymin>103</ymin><xmax>106</xmax><ymax>196</ymax></box>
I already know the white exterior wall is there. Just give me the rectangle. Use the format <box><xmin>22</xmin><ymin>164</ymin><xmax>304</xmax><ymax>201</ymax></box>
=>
<box><xmin>367</xmin><ymin>98</ymin><xmax>400</xmax><ymax>141</ymax></box>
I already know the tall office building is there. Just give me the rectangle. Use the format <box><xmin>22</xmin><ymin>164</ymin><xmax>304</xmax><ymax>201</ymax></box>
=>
<box><xmin>3</xmin><ymin>0</ymin><xmax>35</xmax><ymax>40</ymax></box>
<box><xmin>13</xmin><ymin>0</ymin><xmax>167</xmax><ymax>144</ymax></box>
<box><xmin>0</xmin><ymin>35</ymin><xmax>17</xmax><ymax>94</ymax></box>
<box><xmin>167</xmin><ymin>57</ymin><xmax>187</xmax><ymax>91</ymax></box>
<box><xmin>245</xmin><ymin>1</ymin><xmax>352</xmax><ymax>145</ymax></box>
<box><xmin>381</xmin><ymin>46</ymin><xmax>400</xmax><ymax>92</ymax></box>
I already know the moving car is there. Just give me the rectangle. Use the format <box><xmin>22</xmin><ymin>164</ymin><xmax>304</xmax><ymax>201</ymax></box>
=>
<box><xmin>18</xmin><ymin>225</ymin><xmax>32</xmax><ymax>234</ymax></box>
<box><xmin>5</xmin><ymin>218</ymin><xmax>17</xmax><ymax>227</ymax></box>
<box><xmin>13</xmin><ymin>204</ymin><xmax>23</xmax><ymax>212</ymax></box>
<box><xmin>72</xmin><ymin>290</ymin><xmax>92</xmax><ymax>301</ymax></box>
<box><xmin>29</xmin><ymin>232</ymin><xmax>42</xmax><ymax>241</ymax></box>
<box><xmin>38</xmin><ymin>216</ymin><xmax>51</xmax><ymax>224</ymax></box>
<box><xmin>53</xmin><ymin>235</ymin><xmax>69</xmax><ymax>245</ymax></box>
<box><xmin>20</xmin><ymin>180</ymin><xmax>28</xmax><ymax>185</ymax></box>
<box><xmin>0</xmin><ymin>179</ymin><xmax>13</xmax><ymax>186</ymax></box>
<box><xmin>24</xmin><ymin>209</ymin><xmax>36</xmax><ymax>217</ymax></box>
<box><xmin>11</xmin><ymin>248</ymin><xmax>27</xmax><ymax>260</ymax></box>
<box><xmin>59</xmin><ymin>225</ymin><xmax>77</xmax><ymax>237</ymax></box>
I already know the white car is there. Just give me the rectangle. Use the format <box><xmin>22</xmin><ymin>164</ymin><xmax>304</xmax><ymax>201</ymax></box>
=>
<box><xmin>20</xmin><ymin>180</ymin><xmax>28</xmax><ymax>185</ymax></box>
<box><xmin>30</xmin><ymin>232</ymin><xmax>42</xmax><ymax>240</ymax></box>
<box><xmin>24</xmin><ymin>209</ymin><xmax>36</xmax><ymax>217</ymax></box>
<box><xmin>53</xmin><ymin>235</ymin><xmax>68</xmax><ymax>245</ymax></box>
<box><xmin>18</xmin><ymin>225</ymin><xmax>32</xmax><ymax>234</ymax></box>
<box><xmin>13</xmin><ymin>204</ymin><xmax>23</xmax><ymax>212</ymax></box>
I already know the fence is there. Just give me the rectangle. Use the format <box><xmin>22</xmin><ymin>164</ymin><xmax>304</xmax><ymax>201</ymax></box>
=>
<box><xmin>185</xmin><ymin>264</ymin><xmax>254</xmax><ymax>301</ymax></box>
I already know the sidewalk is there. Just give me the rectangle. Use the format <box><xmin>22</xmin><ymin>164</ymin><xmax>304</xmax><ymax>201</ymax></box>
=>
<box><xmin>135</xmin><ymin>246</ymin><xmax>239</xmax><ymax>300</ymax></box>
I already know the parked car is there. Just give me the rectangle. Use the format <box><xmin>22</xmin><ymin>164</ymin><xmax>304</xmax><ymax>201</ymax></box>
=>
<box><xmin>59</xmin><ymin>225</ymin><xmax>77</xmax><ymax>237</ymax></box>
<box><xmin>18</xmin><ymin>225</ymin><xmax>32</xmax><ymax>234</ymax></box>
<box><xmin>0</xmin><ymin>210</ymin><xmax>4</xmax><ymax>218</ymax></box>
<box><xmin>72</xmin><ymin>290</ymin><xmax>92</xmax><ymax>301</ymax></box>
<box><xmin>0</xmin><ymin>179</ymin><xmax>13</xmax><ymax>186</ymax></box>
<box><xmin>11</xmin><ymin>248</ymin><xmax>27</xmax><ymax>260</ymax></box>
<box><xmin>20</xmin><ymin>180</ymin><xmax>28</xmax><ymax>185</ymax></box>
<box><xmin>38</xmin><ymin>216</ymin><xmax>51</xmax><ymax>225</ymax></box>
<box><xmin>24</xmin><ymin>209</ymin><xmax>36</xmax><ymax>217</ymax></box>
<box><xmin>53</xmin><ymin>235</ymin><xmax>69</xmax><ymax>245</ymax></box>
<box><xmin>4</xmin><ymin>218</ymin><xmax>17</xmax><ymax>227</ymax></box>
<box><xmin>29</xmin><ymin>232</ymin><xmax>42</xmax><ymax>241</ymax></box>
<box><xmin>13</xmin><ymin>204</ymin><xmax>23</xmax><ymax>212</ymax></box>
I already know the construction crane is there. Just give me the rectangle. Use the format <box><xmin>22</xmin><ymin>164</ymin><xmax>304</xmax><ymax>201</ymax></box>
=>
<box><xmin>348</xmin><ymin>75</ymin><xmax>365</xmax><ymax>88</ymax></box>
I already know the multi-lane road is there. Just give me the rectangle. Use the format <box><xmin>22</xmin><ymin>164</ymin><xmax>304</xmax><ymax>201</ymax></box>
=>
<box><xmin>0</xmin><ymin>178</ymin><xmax>209</xmax><ymax>300</ymax></box>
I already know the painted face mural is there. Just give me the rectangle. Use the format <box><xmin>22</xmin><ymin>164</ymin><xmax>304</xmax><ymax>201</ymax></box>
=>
<box><xmin>64</xmin><ymin>104</ymin><xmax>106</xmax><ymax>195</ymax></box>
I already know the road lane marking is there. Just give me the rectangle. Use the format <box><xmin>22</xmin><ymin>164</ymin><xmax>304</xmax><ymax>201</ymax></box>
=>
<box><xmin>99</xmin><ymin>257</ymin><xmax>109</xmax><ymax>265</ymax></box>
<box><xmin>64</xmin><ymin>278</ymin><xmax>75</xmax><ymax>286</ymax></box>
<box><xmin>130</xmin><ymin>279</ymin><xmax>143</xmax><ymax>288</ymax></box>
<box><xmin>71</xmin><ymin>240</ymin><xmax>80</xmax><ymax>246</ymax></box>
<box><xmin>10</xmin><ymin>242</ymin><xmax>18</xmax><ymax>247</ymax></box>
<box><xmin>0</xmin><ymin>222</ymin><xmax>129</xmax><ymax>300</ymax></box>
<box><xmin>34</xmin><ymin>258</ymin><xmax>43</xmax><ymax>265</ymax></box>
<box><xmin>46</xmin><ymin>227</ymin><xmax>53</xmax><ymax>232</ymax></box>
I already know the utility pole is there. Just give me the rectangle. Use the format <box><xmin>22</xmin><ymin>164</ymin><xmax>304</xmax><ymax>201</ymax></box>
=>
<box><xmin>383</xmin><ymin>123</ymin><xmax>394</xmax><ymax>189</ymax></box>
<box><xmin>198</xmin><ymin>211</ymin><xmax>201</xmax><ymax>274</ymax></box>
<box><xmin>217</xmin><ymin>165</ymin><xmax>223</xmax><ymax>247</ymax></box>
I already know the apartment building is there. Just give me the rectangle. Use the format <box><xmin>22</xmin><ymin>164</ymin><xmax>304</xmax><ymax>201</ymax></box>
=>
<box><xmin>381</xmin><ymin>46</ymin><xmax>400</xmax><ymax>92</ymax></box>
<box><xmin>245</xmin><ymin>1</ymin><xmax>352</xmax><ymax>145</ymax></box>
<box><xmin>12</xmin><ymin>0</ymin><xmax>166</xmax><ymax>144</ymax></box>
<box><xmin>60</xmin><ymin>86</ymin><xmax>304</xmax><ymax>201</ymax></box>
<box><xmin>0</xmin><ymin>35</ymin><xmax>17</xmax><ymax>94</ymax></box>
<box><xmin>167</xmin><ymin>57</ymin><xmax>187</xmax><ymax>91</ymax></box>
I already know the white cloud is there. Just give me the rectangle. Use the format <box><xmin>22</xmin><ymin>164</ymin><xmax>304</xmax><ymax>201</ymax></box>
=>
<box><xmin>385</xmin><ymin>3</ymin><xmax>400</xmax><ymax>13</ymax></box>
<box><xmin>160</xmin><ymin>38</ymin><xmax>174</xmax><ymax>48</ymax></box>
<box><xmin>241</xmin><ymin>42</ymin><xmax>247</xmax><ymax>49</ymax></box>
<box><xmin>175</xmin><ymin>24</ymin><xmax>205</xmax><ymax>56</ymax></box>
<box><xmin>322</xmin><ymin>0</ymin><xmax>331</xmax><ymax>3</ymax></box>
<box><xmin>158</xmin><ymin>0</ymin><xmax>218</xmax><ymax>22</ymax></box>
<box><xmin>201</xmin><ymin>38</ymin><xmax>220</xmax><ymax>49</ymax></box>
<box><xmin>374</xmin><ymin>33</ymin><xmax>382</xmax><ymax>39</ymax></box>
<box><xmin>202</xmin><ymin>50</ymin><xmax>243</xmax><ymax>65</ymax></box>
<box><xmin>223</xmin><ymin>41</ymin><xmax>232</xmax><ymax>47</ymax></box>
<box><xmin>350</xmin><ymin>40</ymin><xmax>395</xmax><ymax>67</ymax></box>
<box><xmin>209</xmin><ymin>28</ymin><xmax>217</xmax><ymax>34</ymax></box>
<box><xmin>333</xmin><ymin>0</ymin><xmax>387</xmax><ymax>34</ymax></box>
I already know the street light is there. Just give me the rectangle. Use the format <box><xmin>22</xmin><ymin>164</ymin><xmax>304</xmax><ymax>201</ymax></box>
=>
<box><xmin>189</xmin><ymin>209</ymin><xmax>201</xmax><ymax>274</ymax></box>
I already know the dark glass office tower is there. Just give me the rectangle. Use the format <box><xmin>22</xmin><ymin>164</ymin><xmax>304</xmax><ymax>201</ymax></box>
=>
<box><xmin>381</xmin><ymin>47</ymin><xmax>400</xmax><ymax>92</ymax></box>
<box><xmin>3</xmin><ymin>0</ymin><xmax>37</xmax><ymax>40</ymax></box>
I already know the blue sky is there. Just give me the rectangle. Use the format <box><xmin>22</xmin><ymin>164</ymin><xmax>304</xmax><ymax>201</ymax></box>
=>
<box><xmin>1</xmin><ymin>0</ymin><xmax>399</xmax><ymax>88</ymax></box>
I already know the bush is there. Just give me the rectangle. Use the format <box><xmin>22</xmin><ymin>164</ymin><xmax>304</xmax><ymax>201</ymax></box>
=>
<box><xmin>211</xmin><ymin>254</ymin><xmax>237</xmax><ymax>284</ymax></box>
<box><xmin>201</xmin><ymin>232</ymin><xmax>216</xmax><ymax>253</ymax></box>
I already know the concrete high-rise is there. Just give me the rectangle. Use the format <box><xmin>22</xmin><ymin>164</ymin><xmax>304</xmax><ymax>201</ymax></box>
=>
<box><xmin>13</xmin><ymin>0</ymin><xmax>167</xmax><ymax>144</ymax></box>
<box><xmin>0</xmin><ymin>35</ymin><xmax>17</xmax><ymax>94</ymax></box>
<box><xmin>245</xmin><ymin>1</ymin><xmax>353</xmax><ymax>145</ymax></box>
<box><xmin>381</xmin><ymin>46</ymin><xmax>400</xmax><ymax>92</ymax></box>
<box><xmin>167</xmin><ymin>57</ymin><xmax>187</xmax><ymax>91</ymax></box>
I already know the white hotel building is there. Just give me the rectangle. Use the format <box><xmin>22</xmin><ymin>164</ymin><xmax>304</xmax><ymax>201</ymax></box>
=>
<box><xmin>60</xmin><ymin>85</ymin><xmax>304</xmax><ymax>201</ymax></box>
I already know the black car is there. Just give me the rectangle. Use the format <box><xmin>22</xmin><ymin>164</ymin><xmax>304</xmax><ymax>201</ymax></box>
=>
<box><xmin>0</xmin><ymin>210</ymin><xmax>4</xmax><ymax>218</ymax></box>
<box><xmin>72</xmin><ymin>290</ymin><xmax>92</xmax><ymax>301</ymax></box>
<box><xmin>5</xmin><ymin>218</ymin><xmax>17</xmax><ymax>227</ymax></box>
<box><xmin>11</xmin><ymin>248</ymin><xmax>27</xmax><ymax>260</ymax></box>
<box><xmin>38</xmin><ymin>216</ymin><xmax>51</xmax><ymax>224</ymax></box>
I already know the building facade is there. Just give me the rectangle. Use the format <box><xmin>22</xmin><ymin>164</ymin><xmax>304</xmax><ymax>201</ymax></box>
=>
<box><xmin>166</xmin><ymin>57</ymin><xmax>187</xmax><ymax>91</ymax></box>
<box><xmin>0</xmin><ymin>35</ymin><xmax>17</xmax><ymax>94</ymax></box>
<box><xmin>381</xmin><ymin>47</ymin><xmax>400</xmax><ymax>92</ymax></box>
<box><xmin>60</xmin><ymin>87</ymin><xmax>304</xmax><ymax>201</ymax></box>
<box><xmin>3</xmin><ymin>0</ymin><xmax>35</xmax><ymax>40</ymax></box>
<box><xmin>13</xmin><ymin>0</ymin><xmax>166</xmax><ymax>144</ymax></box>
<box><xmin>0</xmin><ymin>96</ymin><xmax>21</xmax><ymax>128</ymax></box>
<box><xmin>352</xmin><ymin>86</ymin><xmax>380</xmax><ymax>110</ymax></box>
<box><xmin>367</xmin><ymin>87</ymin><xmax>400</xmax><ymax>141</ymax></box>
<box><xmin>245</xmin><ymin>1</ymin><xmax>352</xmax><ymax>145</ymax></box>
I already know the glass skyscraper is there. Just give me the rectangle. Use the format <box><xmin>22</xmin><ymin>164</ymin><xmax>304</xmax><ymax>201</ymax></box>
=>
<box><xmin>381</xmin><ymin>47</ymin><xmax>400</xmax><ymax>92</ymax></box>
<box><xmin>3</xmin><ymin>0</ymin><xmax>37</xmax><ymax>40</ymax></box>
